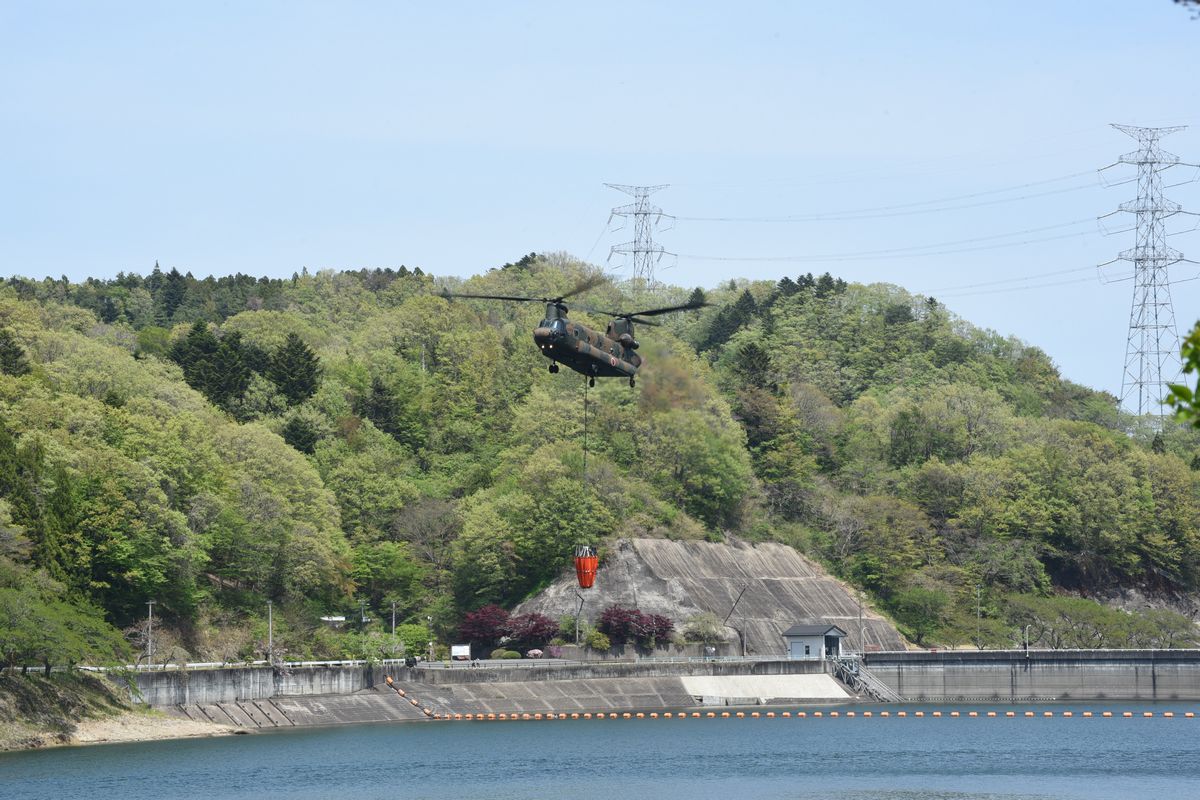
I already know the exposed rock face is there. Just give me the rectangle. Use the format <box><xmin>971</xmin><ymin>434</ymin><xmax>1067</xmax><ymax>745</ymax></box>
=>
<box><xmin>517</xmin><ymin>538</ymin><xmax>906</xmax><ymax>655</ymax></box>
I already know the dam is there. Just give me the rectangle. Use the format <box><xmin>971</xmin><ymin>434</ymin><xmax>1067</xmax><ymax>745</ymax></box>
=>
<box><xmin>134</xmin><ymin>649</ymin><xmax>1200</xmax><ymax>731</ymax></box>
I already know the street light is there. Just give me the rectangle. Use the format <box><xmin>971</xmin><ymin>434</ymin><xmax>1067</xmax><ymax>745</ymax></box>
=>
<box><xmin>427</xmin><ymin>615</ymin><xmax>434</xmax><ymax>661</ymax></box>
<box><xmin>146</xmin><ymin>600</ymin><xmax>156</xmax><ymax>669</ymax></box>
<box><xmin>391</xmin><ymin>601</ymin><xmax>397</xmax><ymax>659</ymax></box>
<box><xmin>1024</xmin><ymin>624</ymin><xmax>1032</xmax><ymax>655</ymax></box>
<box><xmin>267</xmin><ymin>600</ymin><xmax>273</xmax><ymax>664</ymax></box>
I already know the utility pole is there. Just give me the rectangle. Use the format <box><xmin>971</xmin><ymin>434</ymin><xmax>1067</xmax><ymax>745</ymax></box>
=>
<box><xmin>606</xmin><ymin>183</ymin><xmax>675</xmax><ymax>284</ymax></box>
<box><xmin>975</xmin><ymin>585</ymin><xmax>982</xmax><ymax>650</ymax></box>
<box><xmin>145</xmin><ymin>600</ymin><xmax>155</xmax><ymax>668</ymax></box>
<box><xmin>391</xmin><ymin>601</ymin><xmax>397</xmax><ymax>659</ymax></box>
<box><xmin>1100</xmin><ymin>124</ymin><xmax>1198</xmax><ymax>421</ymax></box>
<box><xmin>267</xmin><ymin>600</ymin><xmax>273</xmax><ymax>664</ymax></box>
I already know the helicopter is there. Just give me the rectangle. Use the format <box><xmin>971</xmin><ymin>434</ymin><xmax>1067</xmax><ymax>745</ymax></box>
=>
<box><xmin>444</xmin><ymin>278</ymin><xmax>706</xmax><ymax>387</ymax></box>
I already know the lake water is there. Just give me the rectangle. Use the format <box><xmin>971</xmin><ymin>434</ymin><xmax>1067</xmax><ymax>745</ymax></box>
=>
<box><xmin>2</xmin><ymin>704</ymin><xmax>1198</xmax><ymax>800</ymax></box>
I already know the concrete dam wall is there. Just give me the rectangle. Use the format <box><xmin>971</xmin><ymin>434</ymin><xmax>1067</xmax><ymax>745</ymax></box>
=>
<box><xmin>866</xmin><ymin>649</ymin><xmax>1200</xmax><ymax>701</ymax></box>
<box><xmin>517</xmin><ymin>538</ymin><xmax>906</xmax><ymax>655</ymax></box>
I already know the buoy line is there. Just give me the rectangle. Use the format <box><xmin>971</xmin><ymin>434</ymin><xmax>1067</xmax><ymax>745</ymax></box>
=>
<box><xmin>444</xmin><ymin>708</ymin><xmax>1196</xmax><ymax>721</ymax></box>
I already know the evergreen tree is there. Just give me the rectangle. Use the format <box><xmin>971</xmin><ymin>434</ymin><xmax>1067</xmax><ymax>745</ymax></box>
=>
<box><xmin>282</xmin><ymin>416</ymin><xmax>320</xmax><ymax>454</ymax></box>
<box><xmin>356</xmin><ymin>376</ymin><xmax>400</xmax><ymax>437</ymax></box>
<box><xmin>0</xmin><ymin>328</ymin><xmax>31</xmax><ymax>376</ymax></box>
<box><xmin>776</xmin><ymin>276</ymin><xmax>798</xmax><ymax>297</ymax></box>
<box><xmin>268</xmin><ymin>333</ymin><xmax>322</xmax><ymax>406</ymax></box>
<box><xmin>158</xmin><ymin>267</ymin><xmax>188</xmax><ymax>322</ymax></box>
<box><xmin>815</xmin><ymin>272</ymin><xmax>836</xmax><ymax>298</ymax></box>
<box><xmin>687</xmin><ymin>287</ymin><xmax>707</xmax><ymax>306</ymax></box>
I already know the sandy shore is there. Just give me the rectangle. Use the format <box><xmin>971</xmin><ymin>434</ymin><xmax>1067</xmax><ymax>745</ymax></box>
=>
<box><xmin>69</xmin><ymin>711</ymin><xmax>241</xmax><ymax>747</ymax></box>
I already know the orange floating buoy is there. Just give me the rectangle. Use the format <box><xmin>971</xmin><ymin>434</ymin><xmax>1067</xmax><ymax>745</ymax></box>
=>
<box><xmin>830</xmin><ymin>712</ymin><xmax>839</xmax><ymax>718</ymax></box>
<box><xmin>1005</xmin><ymin>711</ymin><xmax>1015</xmax><ymax>717</ymax></box>
<box><xmin>721</xmin><ymin>712</ymin><xmax>731</xmax><ymax>718</ymax></box>
<box><xmin>1164</xmin><ymin>712</ymin><xmax>1174</xmax><ymax>718</ymax></box>
<box><xmin>649</xmin><ymin>712</ymin><xmax>657</xmax><ymax>718</ymax></box>
<box><xmin>782</xmin><ymin>712</ymin><xmax>791</xmax><ymax>718</ymax></box>
<box><xmin>1102</xmin><ymin>712</ymin><xmax>1113</xmax><ymax>717</ymax></box>
<box><xmin>1123</xmin><ymin>712</ymin><xmax>1133</xmax><ymax>718</ymax></box>
<box><xmin>693</xmin><ymin>712</ymin><xmax>702</xmax><ymax>718</ymax></box>
<box><xmin>949</xmin><ymin>712</ymin><xmax>959</xmax><ymax>718</ymax></box>
<box><xmin>488</xmin><ymin>713</ymin><xmax>496</xmax><ymax>720</ymax></box>
<box><xmin>706</xmin><ymin>712</ymin><xmax>716</xmax><ymax>718</ymax></box>
<box><xmin>533</xmin><ymin>713</ymin><xmax>542</xmax><ymax>720</ymax></box>
<box><xmin>1185</xmin><ymin>712</ymin><xmax>1194</xmax><ymax>718</ymax></box>
<box><xmin>933</xmin><ymin>712</ymin><xmax>943</xmax><ymax>718</ymax></box>
<box><xmin>986</xmin><ymin>712</ymin><xmax>996</xmax><ymax>717</ymax></box>
<box><xmin>898</xmin><ymin>711</ymin><xmax>908</xmax><ymax>717</ymax></box>
<box><xmin>967</xmin><ymin>711</ymin><xmax>977</xmax><ymax>717</ymax></box>
<box><xmin>913</xmin><ymin>712</ymin><xmax>922</xmax><ymax>717</ymax></box>
<box><xmin>845</xmin><ymin>711</ymin><xmax>855</xmax><ymax>718</ymax></box>
<box><xmin>797</xmin><ymin>712</ymin><xmax>807</xmax><ymax>718</ymax></box>
<box><xmin>1143</xmin><ymin>712</ymin><xmax>1153</xmax><ymax>718</ymax></box>
<box><xmin>1082</xmin><ymin>712</ymin><xmax>1093</xmax><ymax>717</ymax></box>
<box><xmin>571</xmin><ymin>713</ymin><xmax>579</xmax><ymax>719</ymax></box>
<box><xmin>862</xmin><ymin>711</ymin><xmax>872</xmax><ymax>718</ymax></box>
<box><xmin>610</xmin><ymin>713</ymin><xmax>619</xmax><ymax>719</ymax></box>
<box><xmin>635</xmin><ymin>712</ymin><xmax>644</xmax><ymax>719</ymax></box>
<box><xmin>1063</xmin><ymin>712</ymin><xmax>1073</xmax><ymax>717</ymax></box>
<box><xmin>1024</xmin><ymin>711</ymin><xmax>1035</xmax><ymax>717</ymax></box>
<box><xmin>766</xmin><ymin>712</ymin><xmax>775</xmax><ymax>718</ymax></box>
<box><xmin>622</xmin><ymin>712</ymin><xmax>632</xmax><ymax>719</ymax></box>
<box><xmin>814</xmin><ymin>712</ymin><xmax>823</xmax><ymax>718</ymax></box>
<box><xmin>1043</xmin><ymin>712</ymin><xmax>1053</xmax><ymax>717</ymax></box>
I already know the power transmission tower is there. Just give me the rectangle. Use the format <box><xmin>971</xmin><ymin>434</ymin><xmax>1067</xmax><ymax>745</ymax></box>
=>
<box><xmin>1099</xmin><ymin>124</ymin><xmax>1198</xmax><ymax>420</ymax></box>
<box><xmin>606</xmin><ymin>183</ymin><xmax>675</xmax><ymax>283</ymax></box>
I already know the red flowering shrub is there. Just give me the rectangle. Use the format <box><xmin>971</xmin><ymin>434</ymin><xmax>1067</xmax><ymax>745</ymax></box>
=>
<box><xmin>598</xmin><ymin>605</ymin><xmax>674</xmax><ymax>648</ymax></box>
<box><xmin>503</xmin><ymin>612</ymin><xmax>558</xmax><ymax>650</ymax></box>
<box><xmin>459</xmin><ymin>604</ymin><xmax>510</xmax><ymax>648</ymax></box>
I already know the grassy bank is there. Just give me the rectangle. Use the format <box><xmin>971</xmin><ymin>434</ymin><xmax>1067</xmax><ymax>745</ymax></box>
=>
<box><xmin>0</xmin><ymin>671</ymin><xmax>132</xmax><ymax>750</ymax></box>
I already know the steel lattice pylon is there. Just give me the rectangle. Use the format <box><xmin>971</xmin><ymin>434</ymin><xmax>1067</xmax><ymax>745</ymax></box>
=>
<box><xmin>1101</xmin><ymin>124</ymin><xmax>1193</xmax><ymax>419</ymax></box>
<box><xmin>606</xmin><ymin>183</ymin><xmax>675</xmax><ymax>283</ymax></box>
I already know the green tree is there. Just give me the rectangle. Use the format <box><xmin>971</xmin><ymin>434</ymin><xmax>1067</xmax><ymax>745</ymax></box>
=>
<box><xmin>0</xmin><ymin>328</ymin><xmax>31</xmax><ymax>376</ymax></box>
<box><xmin>269</xmin><ymin>332</ymin><xmax>322</xmax><ymax>406</ymax></box>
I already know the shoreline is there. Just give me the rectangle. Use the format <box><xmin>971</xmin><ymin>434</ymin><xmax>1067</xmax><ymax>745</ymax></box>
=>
<box><xmin>2</xmin><ymin>711</ymin><xmax>242</xmax><ymax>752</ymax></box>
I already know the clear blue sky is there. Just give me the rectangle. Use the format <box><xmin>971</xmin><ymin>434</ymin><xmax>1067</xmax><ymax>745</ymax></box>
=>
<box><xmin>2</xmin><ymin>2</ymin><xmax>1198</xmax><ymax>399</ymax></box>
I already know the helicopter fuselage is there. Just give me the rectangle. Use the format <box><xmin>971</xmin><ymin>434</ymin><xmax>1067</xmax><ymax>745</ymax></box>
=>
<box><xmin>534</xmin><ymin>306</ymin><xmax>642</xmax><ymax>380</ymax></box>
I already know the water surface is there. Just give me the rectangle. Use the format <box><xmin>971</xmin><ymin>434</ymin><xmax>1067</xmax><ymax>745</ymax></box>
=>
<box><xmin>2</xmin><ymin>703</ymin><xmax>1197</xmax><ymax>800</ymax></box>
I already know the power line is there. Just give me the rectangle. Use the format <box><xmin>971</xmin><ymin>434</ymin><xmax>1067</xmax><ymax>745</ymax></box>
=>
<box><xmin>678</xmin><ymin>228</ymin><xmax>1096</xmax><ymax>264</ymax></box>
<box><xmin>676</xmin><ymin>175</ymin><xmax>1122</xmax><ymax>223</ymax></box>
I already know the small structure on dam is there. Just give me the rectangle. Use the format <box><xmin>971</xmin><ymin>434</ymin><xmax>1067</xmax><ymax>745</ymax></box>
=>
<box><xmin>783</xmin><ymin>623</ymin><xmax>847</xmax><ymax>660</ymax></box>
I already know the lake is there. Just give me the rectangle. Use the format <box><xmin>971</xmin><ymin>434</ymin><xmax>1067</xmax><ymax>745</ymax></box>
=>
<box><xmin>2</xmin><ymin>703</ymin><xmax>1198</xmax><ymax>800</ymax></box>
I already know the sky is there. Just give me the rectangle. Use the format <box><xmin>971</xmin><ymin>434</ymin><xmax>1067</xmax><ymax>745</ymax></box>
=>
<box><xmin>2</xmin><ymin>2</ymin><xmax>1199</xmax><ymax>401</ymax></box>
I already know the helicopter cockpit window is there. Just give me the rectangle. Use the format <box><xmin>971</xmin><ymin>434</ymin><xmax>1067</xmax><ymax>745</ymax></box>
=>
<box><xmin>551</xmin><ymin>319</ymin><xmax>567</xmax><ymax>336</ymax></box>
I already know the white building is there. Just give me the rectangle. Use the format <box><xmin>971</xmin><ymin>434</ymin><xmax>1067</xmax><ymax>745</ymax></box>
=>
<box><xmin>782</xmin><ymin>623</ymin><xmax>847</xmax><ymax>660</ymax></box>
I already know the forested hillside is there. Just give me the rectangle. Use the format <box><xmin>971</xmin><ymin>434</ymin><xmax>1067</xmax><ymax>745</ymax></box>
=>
<box><xmin>2</xmin><ymin>255</ymin><xmax>1198</xmax><ymax>667</ymax></box>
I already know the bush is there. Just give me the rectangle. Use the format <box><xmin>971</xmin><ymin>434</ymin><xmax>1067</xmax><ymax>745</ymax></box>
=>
<box><xmin>503</xmin><ymin>612</ymin><xmax>557</xmax><ymax>650</ymax></box>
<box><xmin>597</xmin><ymin>605</ymin><xmax>674</xmax><ymax>648</ymax></box>
<box><xmin>489</xmin><ymin>647</ymin><xmax>510</xmax><ymax>660</ymax></box>
<box><xmin>461</xmin><ymin>605</ymin><xmax>510</xmax><ymax>649</ymax></box>
<box><xmin>585</xmin><ymin>630</ymin><xmax>611</xmax><ymax>651</ymax></box>
<box><xmin>499</xmin><ymin>650</ymin><xmax>522</xmax><ymax>659</ymax></box>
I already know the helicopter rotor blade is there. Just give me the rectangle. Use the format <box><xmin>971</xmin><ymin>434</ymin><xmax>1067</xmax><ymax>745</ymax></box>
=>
<box><xmin>620</xmin><ymin>300</ymin><xmax>711</xmax><ymax>318</ymax></box>
<box><xmin>628</xmin><ymin>317</ymin><xmax>662</xmax><ymax>327</ymax></box>
<box><xmin>556</xmin><ymin>273</ymin><xmax>608</xmax><ymax>302</ymax></box>
<box><xmin>441</xmin><ymin>291</ymin><xmax>547</xmax><ymax>304</ymax></box>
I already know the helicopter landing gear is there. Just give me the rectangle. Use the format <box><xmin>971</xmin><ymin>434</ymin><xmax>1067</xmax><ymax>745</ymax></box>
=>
<box><xmin>629</xmin><ymin>376</ymin><xmax>636</xmax><ymax>388</ymax></box>
<box><xmin>588</xmin><ymin>376</ymin><xmax>595</xmax><ymax>388</ymax></box>
<box><xmin>548</xmin><ymin>363</ymin><xmax>559</xmax><ymax>374</ymax></box>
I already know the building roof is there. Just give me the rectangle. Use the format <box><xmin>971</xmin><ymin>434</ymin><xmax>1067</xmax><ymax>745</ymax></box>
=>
<box><xmin>782</xmin><ymin>624</ymin><xmax>848</xmax><ymax>638</ymax></box>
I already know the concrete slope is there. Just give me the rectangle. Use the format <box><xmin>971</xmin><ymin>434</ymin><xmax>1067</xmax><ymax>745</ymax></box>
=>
<box><xmin>679</xmin><ymin>674</ymin><xmax>849</xmax><ymax>702</ymax></box>
<box><xmin>519</xmin><ymin>538</ymin><xmax>905</xmax><ymax>655</ymax></box>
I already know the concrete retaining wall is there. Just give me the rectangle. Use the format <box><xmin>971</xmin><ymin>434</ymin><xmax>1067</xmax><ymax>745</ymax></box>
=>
<box><xmin>134</xmin><ymin>664</ymin><xmax>375</xmax><ymax>706</ymax></box>
<box><xmin>864</xmin><ymin>649</ymin><xmax>1200</xmax><ymax>701</ymax></box>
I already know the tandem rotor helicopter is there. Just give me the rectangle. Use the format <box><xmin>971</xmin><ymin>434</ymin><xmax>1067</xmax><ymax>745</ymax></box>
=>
<box><xmin>444</xmin><ymin>276</ymin><xmax>706</xmax><ymax>387</ymax></box>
